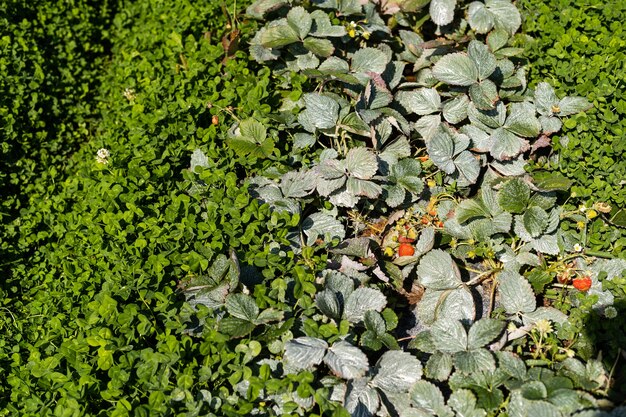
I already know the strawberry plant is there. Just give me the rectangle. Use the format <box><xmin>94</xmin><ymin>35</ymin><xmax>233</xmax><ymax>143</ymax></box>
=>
<box><xmin>173</xmin><ymin>0</ymin><xmax>624</xmax><ymax>414</ymax></box>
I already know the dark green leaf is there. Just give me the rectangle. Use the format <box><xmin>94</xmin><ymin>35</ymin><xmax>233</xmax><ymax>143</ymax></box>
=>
<box><xmin>364</xmin><ymin>310</ymin><xmax>386</xmax><ymax>335</ymax></box>
<box><xmin>531</xmin><ymin>171</ymin><xmax>574</xmax><ymax>191</ymax></box>
<box><xmin>497</xmin><ymin>178</ymin><xmax>530</xmax><ymax>213</ymax></box>
<box><xmin>520</xmin><ymin>381</ymin><xmax>548</xmax><ymax>400</ymax></box>
<box><xmin>260</xmin><ymin>21</ymin><xmax>300</xmax><ymax>47</ymax></box>
<box><xmin>219</xmin><ymin>317</ymin><xmax>257</xmax><ymax>337</ymax></box>
<box><xmin>316</xmin><ymin>289</ymin><xmax>343</xmax><ymax>319</ymax></box>
<box><xmin>467</xmin><ymin>318</ymin><xmax>506</xmax><ymax>349</ymax></box>
<box><xmin>303</xmin><ymin>37</ymin><xmax>334</xmax><ymax>57</ymax></box>
<box><xmin>470</xmin><ymin>80</ymin><xmax>499</xmax><ymax>110</ymax></box>
<box><xmin>225</xmin><ymin>294</ymin><xmax>259</xmax><ymax>322</ymax></box>
<box><xmin>523</xmin><ymin>206</ymin><xmax>549</xmax><ymax>238</ymax></box>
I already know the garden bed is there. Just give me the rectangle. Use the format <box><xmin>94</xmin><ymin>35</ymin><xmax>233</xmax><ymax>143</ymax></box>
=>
<box><xmin>1</xmin><ymin>0</ymin><xmax>625</xmax><ymax>415</ymax></box>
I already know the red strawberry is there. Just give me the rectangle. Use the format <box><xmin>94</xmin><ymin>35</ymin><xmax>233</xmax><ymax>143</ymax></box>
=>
<box><xmin>398</xmin><ymin>243</ymin><xmax>415</xmax><ymax>257</ymax></box>
<box><xmin>572</xmin><ymin>276</ymin><xmax>592</xmax><ymax>292</ymax></box>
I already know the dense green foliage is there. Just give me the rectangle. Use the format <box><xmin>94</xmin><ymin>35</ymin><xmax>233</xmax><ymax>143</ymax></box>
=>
<box><xmin>0</xmin><ymin>0</ymin><xmax>298</xmax><ymax>415</ymax></box>
<box><xmin>521</xmin><ymin>0</ymin><xmax>626</xmax><ymax>256</ymax></box>
<box><xmin>1</xmin><ymin>0</ymin><xmax>116</xmax><ymax>261</ymax></box>
<box><xmin>1</xmin><ymin>0</ymin><xmax>625</xmax><ymax>415</ymax></box>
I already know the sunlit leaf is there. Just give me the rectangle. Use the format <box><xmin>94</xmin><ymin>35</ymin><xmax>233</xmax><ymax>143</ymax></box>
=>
<box><xmin>498</xmin><ymin>270</ymin><xmax>536</xmax><ymax>314</ymax></box>
<box><xmin>344</xmin><ymin>287</ymin><xmax>387</xmax><ymax>323</ymax></box>
<box><xmin>410</xmin><ymin>380</ymin><xmax>449</xmax><ymax>415</ymax></box>
<box><xmin>371</xmin><ymin>351</ymin><xmax>423</xmax><ymax>393</ymax></box>
<box><xmin>397</xmin><ymin>88</ymin><xmax>441</xmax><ymax>115</ymax></box>
<box><xmin>417</xmin><ymin>249</ymin><xmax>462</xmax><ymax>290</ymax></box>
<box><xmin>430</xmin><ymin>0</ymin><xmax>457</xmax><ymax>26</ymax></box>
<box><xmin>286</xmin><ymin>7</ymin><xmax>312</xmax><ymax>38</ymax></box>
<box><xmin>284</xmin><ymin>337</ymin><xmax>328</xmax><ymax>371</ymax></box>
<box><xmin>346</xmin><ymin>147</ymin><xmax>378</xmax><ymax>179</ymax></box>
<box><xmin>303</xmin><ymin>93</ymin><xmax>340</xmax><ymax>130</ymax></box>
<box><xmin>302</xmin><ymin>211</ymin><xmax>345</xmax><ymax>246</ymax></box>
<box><xmin>432</xmin><ymin>53</ymin><xmax>478</xmax><ymax>86</ymax></box>
<box><xmin>430</xmin><ymin>318</ymin><xmax>467</xmax><ymax>353</ymax></box>
<box><xmin>427</xmin><ymin>125</ymin><xmax>456</xmax><ymax>174</ymax></box>
<box><xmin>260</xmin><ymin>20</ymin><xmax>300</xmax><ymax>47</ymax></box>
<box><xmin>443</xmin><ymin>94</ymin><xmax>470</xmax><ymax>124</ymax></box>
<box><xmin>467</xmin><ymin>318</ymin><xmax>506</xmax><ymax>349</ymax></box>
<box><xmin>467</xmin><ymin>2</ymin><xmax>494</xmax><ymax>34</ymax></box>
<box><xmin>351</xmin><ymin>47</ymin><xmax>389</xmax><ymax>74</ymax></box>
<box><xmin>454</xmin><ymin>349</ymin><xmax>496</xmax><ymax>373</ymax></box>
<box><xmin>324</xmin><ymin>341</ymin><xmax>369</xmax><ymax>379</ymax></box>
<box><xmin>468</xmin><ymin>40</ymin><xmax>497</xmax><ymax>80</ymax></box>
<box><xmin>303</xmin><ymin>37</ymin><xmax>334</xmax><ymax>57</ymax></box>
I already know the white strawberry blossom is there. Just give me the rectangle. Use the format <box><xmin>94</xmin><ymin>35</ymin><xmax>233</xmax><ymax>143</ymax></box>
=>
<box><xmin>123</xmin><ymin>87</ymin><xmax>136</xmax><ymax>101</ymax></box>
<box><xmin>96</xmin><ymin>148</ymin><xmax>110</xmax><ymax>164</ymax></box>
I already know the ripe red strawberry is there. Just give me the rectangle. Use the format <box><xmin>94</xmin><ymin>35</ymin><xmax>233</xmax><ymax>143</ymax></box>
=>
<box><xmin>572</xmin><ymin>276</ymin><xmax>592</xmax><ymax>292</ymax></box>
<box><xmin>398</xmin><ymin>243</ymin><xmax>415</xmax><ymax>257</ymax></box>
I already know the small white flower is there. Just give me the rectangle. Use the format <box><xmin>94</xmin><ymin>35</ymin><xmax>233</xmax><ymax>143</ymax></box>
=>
<box><xmin>123</xmin><ymin>87</ymin><xmax>136</xmax><ymax>101</ymax></box>
<box><xmin>534</xmin><ymin>319</ymin><xmax>553</xmax><ymax>336</ymax></box>
<box><xmin>97</xmin><ymin>148</ymin><xmax>110</xmax><ymax>159</ymax></box>
<box><xmin>96</xmin><ymin>148</ymin><xmax>110</xmax><ymax>164</ymax></box>
<box><xmin>573</xmin><ymin>243</ymin><xmax>583</xmax><ymax>252</ymax></box>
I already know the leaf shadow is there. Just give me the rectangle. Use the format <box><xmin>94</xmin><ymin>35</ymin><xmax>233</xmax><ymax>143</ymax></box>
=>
<box><xmin>580</xmin><ymin>297</ymin><xmax>626</xmax><ymax>405</ymax></box>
